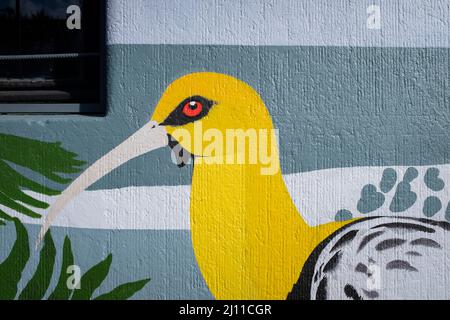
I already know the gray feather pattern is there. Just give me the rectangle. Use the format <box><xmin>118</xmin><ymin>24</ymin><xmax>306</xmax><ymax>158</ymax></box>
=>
<box><xmin>309</xmin><ymin>217</ymin><xmax>450</xmax><ymax>300</ymax></box>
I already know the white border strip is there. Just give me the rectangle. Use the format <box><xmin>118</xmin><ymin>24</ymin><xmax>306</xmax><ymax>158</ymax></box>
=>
<box><xmin>107</xmin><ymin>0</ymin><xmax>450</xmax><ymax>47</ymax></box>
<box><xmin>3</xmin><ymin>164</ymin><xmax>449</xmax><ymax>230</ymax></box>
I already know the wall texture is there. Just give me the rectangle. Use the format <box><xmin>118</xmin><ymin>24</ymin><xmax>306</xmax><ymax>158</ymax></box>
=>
<box><xmin>0</xmin><ymin>0</ymin><xmax>450</xmax><ymax>300</ymax></box>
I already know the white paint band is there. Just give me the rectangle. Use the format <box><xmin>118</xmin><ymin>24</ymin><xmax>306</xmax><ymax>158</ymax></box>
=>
<box><xmin>106</xmin><ymin>0</ymin><xmax>450</xmax><ymax>47</ymax></box>
<box><xmin>5</xmin><ymin>164</ymin><xmax>449</xmax><ymax>230</ymax></box>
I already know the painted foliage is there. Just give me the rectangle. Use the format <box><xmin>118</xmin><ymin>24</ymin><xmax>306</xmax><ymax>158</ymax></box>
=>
<box><xmin>0</xmin><ymin>134</ymin><xmax>150</xmax><ymax>299</ymax></box>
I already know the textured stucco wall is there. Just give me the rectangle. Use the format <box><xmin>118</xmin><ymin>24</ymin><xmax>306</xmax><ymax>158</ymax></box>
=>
<box><xmin>0</xmin><ymin>0</ymin><xmax>449</xmax><ymax>299</ymax></box>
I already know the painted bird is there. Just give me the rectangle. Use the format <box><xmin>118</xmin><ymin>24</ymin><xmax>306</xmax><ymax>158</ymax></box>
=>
<box><xmin>39</xmin><ymin>72</ymin><xmax>450</xmax><ymax>300</ymax></box>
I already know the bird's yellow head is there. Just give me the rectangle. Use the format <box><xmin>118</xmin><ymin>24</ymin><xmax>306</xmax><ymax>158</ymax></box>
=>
<box><xmin>151</xmin><ymin>72</ymin><xmax>277</xmax><ymax>163</ymax></box>
<box><xmin>153</xmin><ymin>72</ymin><xmax>274</xmax><ymax>135</ymax></box>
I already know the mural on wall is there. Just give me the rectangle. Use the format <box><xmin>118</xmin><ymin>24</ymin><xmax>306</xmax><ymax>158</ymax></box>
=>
<box><xmin>1</xmin><ymin>0</ymin><xmax>450</xmax><ymax>300</ymax></box>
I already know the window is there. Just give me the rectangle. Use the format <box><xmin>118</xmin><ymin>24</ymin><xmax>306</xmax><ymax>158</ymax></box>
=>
<box><xmin>0</xmin><ymin>0</ymin><xmax>104</xmax><ymax>114</ymax></box>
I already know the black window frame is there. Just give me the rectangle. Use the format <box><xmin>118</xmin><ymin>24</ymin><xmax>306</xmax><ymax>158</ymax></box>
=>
<box><xmin>0</xmin><ymin>0</ymin><xmax>106</xmax><ymax>115</ymax></box>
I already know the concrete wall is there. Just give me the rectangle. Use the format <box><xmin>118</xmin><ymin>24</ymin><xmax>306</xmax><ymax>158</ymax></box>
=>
<box><xmin>0</xmin><ymin>0</ymin><xmax>449</xmax><ymax>299</ymax></box>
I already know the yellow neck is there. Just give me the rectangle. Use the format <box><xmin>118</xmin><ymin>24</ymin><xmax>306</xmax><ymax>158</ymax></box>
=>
<box><xmin>190</xmin><ymin>159</ymin><xmax>347</xmax><ymax>300</ymax></box>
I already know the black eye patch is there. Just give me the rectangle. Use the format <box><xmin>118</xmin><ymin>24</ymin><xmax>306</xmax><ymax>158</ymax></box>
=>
<box><xmin>160</xmin><ymin>95</ymin><xmax>215</xmax><ymax>126</ymax></box>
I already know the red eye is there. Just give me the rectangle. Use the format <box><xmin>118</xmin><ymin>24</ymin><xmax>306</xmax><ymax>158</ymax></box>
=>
<box><xmin>182</xmin><ymin>101</ymin><xmax>203</xmax><ymax>117</ymax></box>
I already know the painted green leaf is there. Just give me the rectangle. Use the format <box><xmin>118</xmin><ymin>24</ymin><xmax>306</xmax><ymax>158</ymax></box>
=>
<box><xmin>0</xmin><ymin>133</ymin><xmax>85</xmax><ymax>221</ymax></box>
<box><xmin>71</xmin><ymin>254</ymin><xmax>112</xmax><ymax>300</ymax></box>
<box><xmin>0</xmin><ymin>209</ymin><xmax>12</xmax><ymax>222</ymax></box>
<box><xmin>0</xmin><ymin>209</ymin><xmax>9</xmax><ymax>225</ymax></box>
<box><xmin>0</xmin><ymin>218</ymin><xmax>30</xmax><ymax>300</ymax></box>
<box><xmin>94</xmin><ymin>278</ymin><xmax>151</xmax><ymax>300</ymax></box>
<box><xmin>18</xmin><ymin>231</ymin><xmax>56</xmax><ymax>300</ymax></box>
<box><xmin>0</xmin><ymin>191</ymin><xmax>42</xmax><ymax>218</ymax></box>
<box><xmin>48</xmin><ymin>236</ymin><xmax>75</xmax><ymax>300</ymax></box>
<box><xmin>0</xmin><ymin>160</ymin><xmax>60</xmax><ymax>196</ymax></box>
<box><xmin>0</xmin><ymin>216</ymin><xmax>150</xmax><ymax>300</ymax></box>
<box><xmin>0</xmin><ymin>209</ymin><xmax>11</xmax><ymax>225</ymax></box>
<box><xmin>0</xmin><ymin>133</ymin><xmax>86</xmax><ymax>182</ymax></box>
<box><xmin>0</xmin><ymin>161</ymin><xmax>54</xmax><ymax>209</ymax></box>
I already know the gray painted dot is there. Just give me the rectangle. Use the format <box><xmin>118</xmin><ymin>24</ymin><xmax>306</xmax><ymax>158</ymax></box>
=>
<box><xmin>355</xmin><ymin>263</ymin><xmax>369</xmax><ymax>274</ymax></box>
<box><xmin>380</xmin><ymin>168</ymin><xmax>397</xmax><ymax>193</ymax></box>
<box><xmin>362</xmin><ymin>289</ymin><xmax>379</xmax><ymax>299</ymax></box>
<box><xmin>357</xmin><ymin>184</ymin><xmax>385</xmax><ymax>214</ymax></box>
<box><xmin>410</xmin><ymin>238</ymin><xmax>441</xmax><ymax>249</ymax></box>
<box><xmin>389</xmin><ymin>181</ymin><xmax>417</xmax><ymax>213</ymax></box>
<box><xmin>424</xmin><ymin>168</ymin><xmax>445</xmax><ymax>192</ymax></box>
<box><xmin>403</xmin><ymin>167</ymin><xmax>419</xmax><ymax>183</ymax></box>
<box><xmin>405</xmin><ymin>251</ymin><xmax>422</xmax><ymax>257</ymax></box>
<box><xmin>335</xmin><ymin>209</ymin><xmax>353</xmax><ymax>221</ymax></box>
<box><xmin>446</xmin><ymin>201</ymin><xmax>450</xmax><ymax>222</ymax></box>
<box><xmin>375</xmin><ymin>238</ymin><xmax>407</xmax><ymax>251</ymax></box>
<box><xmin>423</xmin><ymin>196</ymin><xmax>442</xmax><ymax>217</ymax></box>
<box><xmin>386</xmin><ymin>260</ymin><xmax>418</xmax><ymax>272</ymax></box>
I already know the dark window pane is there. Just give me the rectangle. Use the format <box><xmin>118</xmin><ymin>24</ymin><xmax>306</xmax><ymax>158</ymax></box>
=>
<box><xmin>0</xmin><ymin>0</ymin><xmax>102</xmax><ymax>107</ymax></box>
<box><xmin>20</xmin><ymin>0</ymin><xmax>97</xmax><ymax>54</ymax></box>
<box><xmin>0</xmin><ymin>0</ymin><xmax>18</xmax><ymax>54</ymax></box>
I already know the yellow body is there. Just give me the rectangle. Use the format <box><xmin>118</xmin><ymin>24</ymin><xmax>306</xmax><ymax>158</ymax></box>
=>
<box><xmin>152</xmin><ymin>72</ymin><xmax>351</xmax><ymax>299</ymax></box>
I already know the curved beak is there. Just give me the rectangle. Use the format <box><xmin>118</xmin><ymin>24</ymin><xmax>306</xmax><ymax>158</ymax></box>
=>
<box><xmin>37</xmin><ymin>121</ymin><xmax>168</xmax><ymax>245</ymax></box>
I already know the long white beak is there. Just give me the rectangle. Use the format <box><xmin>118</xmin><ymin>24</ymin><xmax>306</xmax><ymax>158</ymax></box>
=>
<box><xmin>37</xmin><ymin>121</ymin><xmax>168</xmax><ymax>245</ymax></box>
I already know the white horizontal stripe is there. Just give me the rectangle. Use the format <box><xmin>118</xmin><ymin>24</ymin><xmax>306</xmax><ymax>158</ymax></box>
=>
<box><xmin>3</xmin><ymin>164</ymin><xmax>449</xmax><ymax>230</ymax></box>
<box><xmin>107</xmin><ymin>0</ymin><xmax>450</xmax><ymax>47</ymax></box>
<box><xmin>2</xmin><ymin>185</ymin><xmax>191</xmax><ymax>230</ymax></box>
<box><xmin>285</xmin><ymin>164</ymin><xmax>450</xmax><ymax>226</ymax></box>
